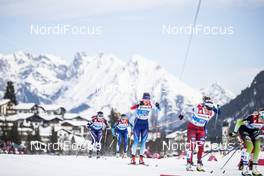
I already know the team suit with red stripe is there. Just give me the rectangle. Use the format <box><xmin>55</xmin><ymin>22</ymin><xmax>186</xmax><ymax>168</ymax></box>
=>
<box><xmin>87</xmin><ymin>112</ymin><xmax>108</xmax><ymax>157</ymax></box>
<box><xmin>112</xmin><ymin>116</ymin><xmax>133</xmax><ymax>156</ymax></box>
<box><xmin>179</xmin><ymin>99</ymin><xmax>219</xmax><ymax>171</ymax></box>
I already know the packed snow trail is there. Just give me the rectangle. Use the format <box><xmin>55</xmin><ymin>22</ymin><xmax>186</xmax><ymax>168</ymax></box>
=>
<box><xmin>1</xmin><ymin>152</ymin><xmax>264</xmax><ymax>176</ymax></box>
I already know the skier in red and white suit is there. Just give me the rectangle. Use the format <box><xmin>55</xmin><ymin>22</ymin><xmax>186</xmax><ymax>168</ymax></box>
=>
<box><xmin>178</xmin><ymin>96</ymin><xmax>220</xmax><ymax>172</ymax></box>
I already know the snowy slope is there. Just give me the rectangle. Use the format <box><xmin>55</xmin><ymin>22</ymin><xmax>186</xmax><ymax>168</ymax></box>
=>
<box><xmin>1</xmin><ymin>152</ymin><xmax>264</xmax><ymax>176</ymax></box>
<box><xmin>200</xmin><ymin>83</ymin><xmax>235</xmax><ymax>106</ymax></box>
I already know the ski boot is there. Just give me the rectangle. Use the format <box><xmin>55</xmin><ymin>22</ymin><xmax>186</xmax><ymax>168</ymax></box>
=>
<box><xmin>116</xmin><ymin>153</ymin><xmax>120</xmax><ymax>158</ymax></box>
<box><xmin>252</xmin><ymin>164</ymin><xmax>263</xmax><ymax>176</ymax></box>
<box><xmin>238</xmin><ymin>159</ymin><xmax>244</xmax><ymax>170</ymax></box>
<box><xmin>238</xmin><ymin>160</ymin><xmax>252</xmax><ymax>171</ymax></box>
<box><xmin>242</xmin><ymin>165</ymin><xmax>252</xmax><ymax>176</ymax></box>
<box><xmin>88</xmin><ymin>150</ymin><xmax>93</xmax><ymax>158</ymax></box>
<box><xmin>96</xmin><ymin>150</ymin><xmax>100</xmax><ymax>159</ymax></box>
<box><xmin>131</xmin><ymin>155</ymin><xmax>136</xmax><ymax>165</ymax></box>
<box><xmin>186</xmin><ymin>162</ymin><xmax>193</xmax><ymax>171</ymax></box>
<box><xmin>196</xmin><ymin>161</ymin><xmax>205</xmax><ymax>172</ymax></box>
<box><xmin>249</xmin><ymin>160</ymin><xmax>253</xmax><ymax>171</ymax></box>
<box><xmin>139</xmin><ymin>155</ymin><xmax>145</xmax><ymax>165</ymax></box>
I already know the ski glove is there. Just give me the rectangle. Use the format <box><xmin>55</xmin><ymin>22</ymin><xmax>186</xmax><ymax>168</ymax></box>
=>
<box><xmin>216</xmin><ymin>104</ymin><xmax>221</xmax><ymax>115</ymax></box>
<box><xmin>87</xmin><ymin>121</ymin><xmax>93</xmax><ymax>128</ymax></box>
<box><xmin>229</xmin><ymin>132</ymin><xmax>237</xmax><ymax>137</ymax></box>
<box><xmin>155</xmin><ymin>102</ymin><xmax>160</xmax><ymax>110</ymax></box>
<box><xmin>178</xmin><ymin>114</ymin><xmax>184</xmax><ymax>120</ymax></box>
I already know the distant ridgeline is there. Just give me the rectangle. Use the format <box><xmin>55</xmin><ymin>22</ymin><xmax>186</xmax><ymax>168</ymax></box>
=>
<box><xmin>207</xmin><ymin>70</ymin><xmax>264</xmax><ymax>142</ymax></box>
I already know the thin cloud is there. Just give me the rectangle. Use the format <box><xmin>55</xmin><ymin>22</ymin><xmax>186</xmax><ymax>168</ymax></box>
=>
<box><xmin>1</xmin><ymin>0</ymin><xmax>263</xmax><ymax>20</ymax></box>
<box><xmin>0</xmin><ymin>0</ymin><xmax>188</xmax><ymax>19</ymax></box>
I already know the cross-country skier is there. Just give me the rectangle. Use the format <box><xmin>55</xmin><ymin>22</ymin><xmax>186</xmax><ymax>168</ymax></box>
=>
<box><xmin>230</xmin><ymin>109</ymin><xmax>264</xmax><ymax>176</ymax></box>
<box><xmin>237</xmin><ymin>134</ymin><xmax>254</xmax><ymax>171</ymax></box>
<box><xmin>87</xmin><ymin>111</ymin><xmax>109</xmax><ymax>158</ymax></box>
<box><xmin>178</xmin><ymin>96</ymin><xmax>219</xmax><ymax>172</ymax></box>
<box><xmin>130</xmin><ymin>92</ymin><xmax>160</xmax><ymax>165</ymax></box>
<box><xmin>111</xmin><ymin>113</ymin><xmax>133</xmax><ymax>158</ymax></box>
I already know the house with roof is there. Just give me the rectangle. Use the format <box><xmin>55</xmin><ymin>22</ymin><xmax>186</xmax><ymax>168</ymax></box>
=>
<box><xmin>0</xmin><ymin>98</ymin><xmax>91</xmax><ymax>150</ymax></box>
<box><xmin>40</xmin><ymin>104</ymin><xmax>66</xmax><ymax>116</ymax></box>
<box><xmin>13</xmin><ymin>103</ymin><xmax>36</xmax><ymax>114</ymax></box>
<box><xmin>60</xmin><ymin>120</ymin><xmax>88</xmax><ymax>137</ymax></box>
<box><xmin>0</xmin><ymin>99</ymin><xmax>16</xmax><ymax>116</ymax></box>
<box><xmin>165</xmin><ymin>130</ymin><xmax>188</xmax><ymax>156</ymax></box>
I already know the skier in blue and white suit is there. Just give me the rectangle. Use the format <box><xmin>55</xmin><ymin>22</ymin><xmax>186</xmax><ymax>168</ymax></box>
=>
<box><xmin>112</xmin><ymin>114</ymin><xmax>133</xmax><ymax>158</ymax></box>
<box><xmin>130</xmin><ymin>92</ymin><xmax>160</xmax><ymax>164</ymax></box>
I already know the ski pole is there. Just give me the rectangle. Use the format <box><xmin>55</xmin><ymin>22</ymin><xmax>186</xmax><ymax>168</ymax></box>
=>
<box><xmin>220</xmin><ymin>146</ymin><xmax>239</xmax><ymax>172</ymax></box>
<box><xmin>76</xmin><ymin>129</ymin><xmax>91</xmax><ymax>157</ymax></box>
<box><xmin>202</xmin><ymin>144</ymin><xmax>235</xmax><ymax>159</ymax></box>
<box><xmin>101</xmin><ymin>128</ymin><xmax>109</xmax><ymax>156</ymax></box>
<box><xmin>208</xmin><ymin>145</ymin><xmax>240</xmax><ymax>174</ymax></box>
<box><xmin>221</xmin><ymin>145</ymin><xmax>240</xmax><ymax>158</ymax></box>
<box><xmin>214</xmin><ymin>108</ymin><xmax>219</xmax><ymax>129</ymax></box>
<box><xmin>76</xmin><ymin>137</ymin><xmax>87</xmax><ymax>157</ymax></box>
<box><xmin>108</xmin><ymin>137</ymin><xmax>115</xmax><ymax>150</ymax></box>
<box><xmin>104</xmin><ymin>128</ymin><xmax>108</xmax><ymax>144</ymax></box>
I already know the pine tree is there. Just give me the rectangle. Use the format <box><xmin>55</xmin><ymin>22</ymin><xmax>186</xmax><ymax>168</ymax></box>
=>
<box><xmin>49</xmin><ymin>127</ymin><xmax>58</xmax><ymax>153</ymax></box>
<box><xmin>70</xmin><ymin>136</ymin><xmax>76</xmax><ymax>155</ymax></box>
<box><xmin>108</xmin><ymin>109</ymin><xmax>119</xmax><ymax>127</ymax></box>
<box><xmin>31</xmin><ymin>128</ymin><xmax>42</xmax><ymax>154</ymax></box>
<box><xmin>3</xmin><ymin>81</ymin><xmax>17</xmax><ymax>105</ymax></box>
<box><xmin>26</xmin><ymin>131</ymin><xmax>36</xmax><ymax>154</ymax></box>
<box><xmin>32</xmin><ymin>127</ymin><xmax>41</xmax><ymax>141</ymax></box>
<box><xmin>1</xmin><ymin>120</ymin><xmax>10</xmax><ymax>141</ymax></box>
<box><xmin>50</xmin><ymin>127</ymin><xmax>58</xmax><ymax>144</ymax></box>
<box><xmin>106</xmin><ymin>109</ymin><xmax>120</xmax><ymax>154</ymax></box>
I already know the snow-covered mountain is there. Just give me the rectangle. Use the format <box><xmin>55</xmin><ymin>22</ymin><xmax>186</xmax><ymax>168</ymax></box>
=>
<box><xmin>0</xmin><ymin>51</ymin><xmax>235</xmax><ymax>130</ymax></box>
<box><xmin>0</xmin><ymin>51</ymin><xmax>68</xmax><ymax>104</ymax></box>
<box><xmin>200</xmin><ymin>83</ymin><xmax>235</xmax><ymax>105</ymax></box>
<box><xmin>55</xmin><ymin>53</ymin><xmax>202</xmax><ymax>122</ymax></box>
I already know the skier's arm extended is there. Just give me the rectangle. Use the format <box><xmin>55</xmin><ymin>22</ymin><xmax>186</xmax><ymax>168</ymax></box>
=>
<box><xmin>129</xmin><ymin>121</ymin><xmax>134</xmax><ymax>129</ymax></box>
<box><xmin>233</xmin><ymin>119</ymin><xmax>246</xmax><ymax>133</ymax></box>
<box><xmin>111</xmin><ymin>122</ymin><xmax>117</xmax><ymax>137</ymax></box>
<box><xmin>130</xmin><ymin>104</ymin><xmax>139</xmax><ymax>110</ymax></box>
<box><xmin>128</xmin><ymin>121</ymin><xmax>134</xmax><ymax>137</ymax></box>
<box><xmin>111</xmin><ymin>128</ymin><xmax>116</xmax><ymax>138</ymax></box>
<box><xmin>104</xmin><ymin>119</ymin><xmax>111</xmax><ymax>129</ymax></box>
<box><xmin>178</xmin><ymin>105</ymin><xmax>194</xmax><ymax>120</ymax></box>
<box><xmin>229</xmin><ymin>116</ymin><xmax>252</xmax><ymax>137</ymax></box>
<box><xmin>87</xmin><ymin>120</ymin><xmax>93</xmax><ymax>128</ymax></box>
<box><xmin>213</xmin><ymin>104</ymin><xmax>220</xmax><ymax>115</ymax></box>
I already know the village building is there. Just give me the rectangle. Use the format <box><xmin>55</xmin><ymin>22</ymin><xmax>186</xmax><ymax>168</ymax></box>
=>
<box><xmin>0</xmin><ymin>99</ymin><xmax>89</xmax><ymax>146</ymax></box>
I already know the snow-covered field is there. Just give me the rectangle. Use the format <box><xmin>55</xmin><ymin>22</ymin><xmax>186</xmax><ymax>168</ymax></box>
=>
<box><xmin>1</xmin><ymin>152</ymin><xmax>264</xmax><ymax>176</ymax></box>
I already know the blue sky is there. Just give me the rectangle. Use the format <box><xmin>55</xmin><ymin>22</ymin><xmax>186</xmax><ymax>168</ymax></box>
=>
<box><xmin>0</xmin><ymin>0</ymin><xmax>263</xmax><ymax>95</ymax></box>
